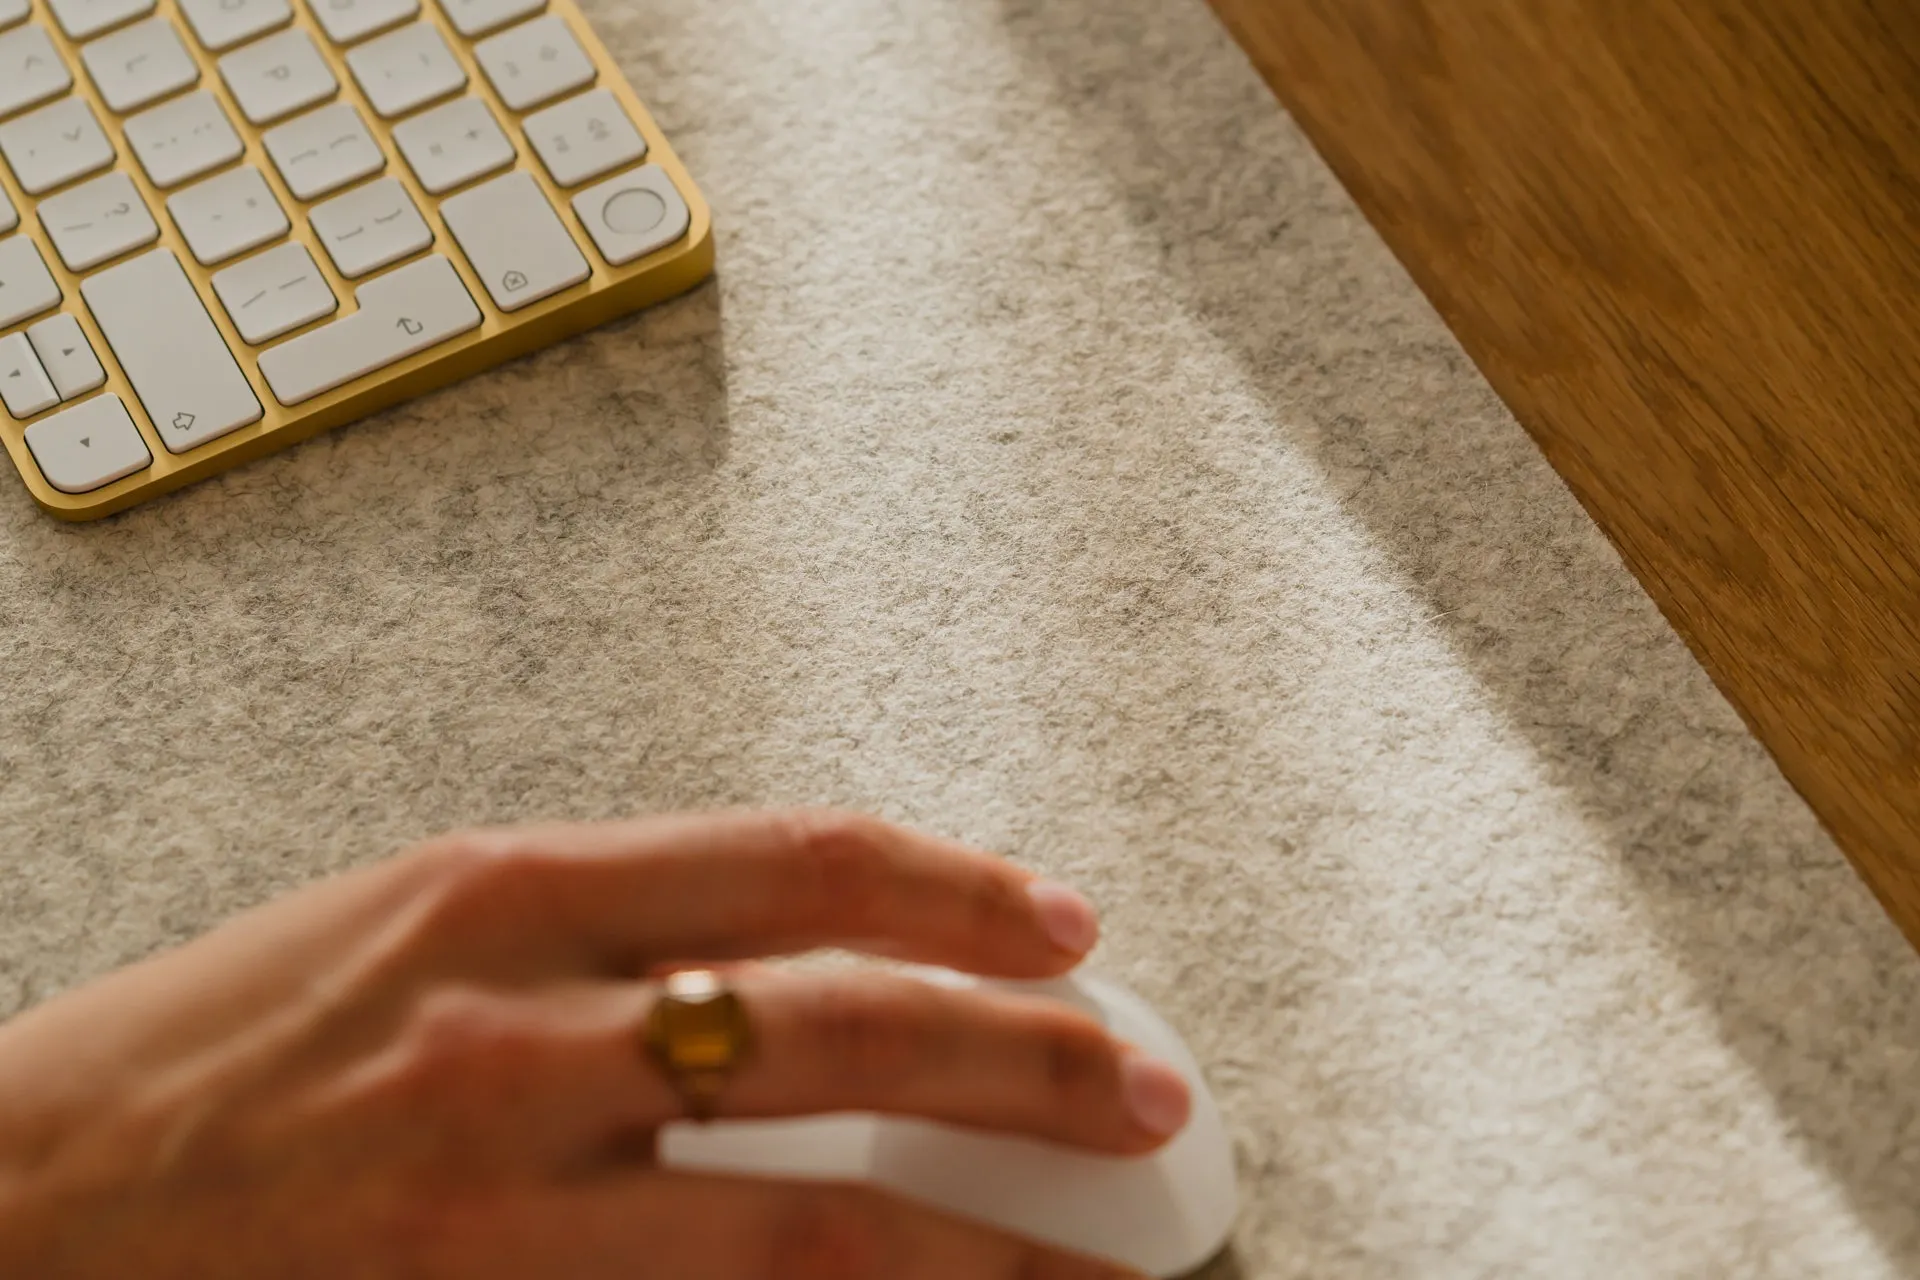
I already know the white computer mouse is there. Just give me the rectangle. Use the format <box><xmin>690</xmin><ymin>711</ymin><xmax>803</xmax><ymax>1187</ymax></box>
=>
<box><xmin>659</xmin><ymin>967</ymin><xmax>1238</xmax><ymax>1277</ymax></box>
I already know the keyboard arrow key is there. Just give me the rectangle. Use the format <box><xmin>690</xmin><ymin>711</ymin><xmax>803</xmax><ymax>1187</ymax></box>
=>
<box><xmin>24</xmin><ymin>395</ymin><xmax>151</xmax><ymax>494</ymax></box>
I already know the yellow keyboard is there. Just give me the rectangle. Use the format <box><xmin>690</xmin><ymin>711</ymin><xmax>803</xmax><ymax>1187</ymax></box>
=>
<box><xmin>0</xmin><ymin>0</ymin><xmax>713</xmax><ymax>520</ymax></box>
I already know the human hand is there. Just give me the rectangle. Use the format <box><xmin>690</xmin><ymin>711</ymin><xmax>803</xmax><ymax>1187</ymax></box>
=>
<box><xmin>0</xmin><ymin>810</ymin><xmax>1189</xmax><ymax>1278</ymax></box>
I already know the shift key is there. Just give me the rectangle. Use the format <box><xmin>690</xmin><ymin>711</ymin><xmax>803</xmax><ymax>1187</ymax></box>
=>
<box><xmin>83</xmin><ymin>249</ymin><xmax>263</xmax><ymax>453</ymax></box>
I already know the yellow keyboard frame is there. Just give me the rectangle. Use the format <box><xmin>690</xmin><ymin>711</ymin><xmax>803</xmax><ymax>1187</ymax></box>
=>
<box><xmin>0</xmin><ymin>0</ymin><xmax>714</xmax><ymax>521</ymax></box>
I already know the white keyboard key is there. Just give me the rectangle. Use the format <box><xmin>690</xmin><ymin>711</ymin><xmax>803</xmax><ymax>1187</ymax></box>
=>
<box><xmin>0</xmin><ymin>333</ymin><xmax>57</xmax><ymax>419</ymax></box>
<box><xmin>82</xmin><ymin>248</ymin><xmax>263</xmax><ymax>452</ymax></box>
<box><xmin>0</xmin><ymin>25</ymin><xmax>73</xmax><ymax>118</ymax></box>
<box><xmin>25</xmin><ymin>394</ymin><xmax>152</xmax><ymax>493</ymax></box>
<box><xmin>572</xmin><ymin>164</ymin><xmax>688</xmax><ymax>266</ymax></box>
<box><xmin>126</xmin><ymin>91</ymin><xmax>244</xmax><ymax>188</ymax></box>
<box><xmin>167</xmin><ymin>165</ymin><xmax>289</xmax><ymax>264</ymax></box>
<box><xmin>47</xmin><ymin>0</ymin><xmax>152</xmax><ymax>41</ymax></box>
<box><xmin>0</xmin><ymin>0</ymin><xmax>27</xmax><ymax>28</ymax></box>
<box><xmin>28</xmin><ymin>313</ymin><xmax>107</xmax><ymax>400</ymax></box>
<box><xmin>0</xmin><ymin>235</ymin><xmax>60</xmax><ymax>328</ymax></box>
<box><xmin>308</xmin><ymin>0</ymin><xmax>414</xmax><ymax>45</ymax></box>
<box><xmin>263</xmin><ymin>101</ymin><xmax>384</xmax><ymax>200</ymax></box>
<box><xmin>219</xmin><ymin>29</ymin><xmax>337</xmax><ymax>124</ymax></box>
<box><xmin>474</xmin><ymin>15</ymin><xmax>593</xmax><ymax>111</ymax></box>
<box><xmin>3</xmin><ymin>106</ymin><xmax>111</xmax><ymax>198</ymax></box>
<box><xmin>0</xmin><ymin>188</ymin><xmax>13</xmax><ymax>235</ymax></box>
<box><xmin>310</xmin><ymin>176</ymin><xmax>431</xmax><ymax>277</ymax></box>
<box><xmin>434</xmin><ymin>0</ymin><xmax>537</xmax><ymax>38</ymax></box>
<box><xmin>177</xmin><ymin>0</ymin><xmax>289</xmax><ymax>51</ymax></box>
<box><xmin>0</xmin><ymin>99</ymin><xmax>115</xmax><ymax>196</ymax></box>
<box><xmin>348</xmin><ymin>23</ymin><xmax>465</xmax><ymax>118</ymax></box>
<box><xmin>258</xmin><ymin>254</ymin><xmax>478</xmax><ymax>404</ymax></box>
<box><xmin>392</xmin><ymin>96</ymin><xmax>513</xmax><ymax>195</ymax></box>
<box><xmin>212</xmin><ymin>240</ymin><xmax>337</xmax><ymax>343</ymax></box>
<box><xmin>38</xmin><ymin>171</ymin><xmax>160</xmax><ymax>271</ymax></box>
<box><xmin>81</xmin><ymin>17</ymin><xmax>199</xmax><ymax>113</ymax></box>
<box><xmin>525</xmin><ymin>89</ymin><xmax>644</xmax><ymax>187</ymax></box>
<box><xmin>440</xmin><ymin>169</ymin><xmax>587</xmax><ymax>310</ymax></box>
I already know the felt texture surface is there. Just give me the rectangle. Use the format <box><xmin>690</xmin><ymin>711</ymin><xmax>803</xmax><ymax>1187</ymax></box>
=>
<box><xmin>4</xmin><ymin>0</ymin><xmax>1920</xmax><ymax>1275</ymax></box>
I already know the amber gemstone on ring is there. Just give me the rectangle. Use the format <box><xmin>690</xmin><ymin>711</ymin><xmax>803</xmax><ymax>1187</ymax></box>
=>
<box><xmin>646</xmin><ymin>969</ymin><xmax>752</xmax><ymax>1077</ymax></box>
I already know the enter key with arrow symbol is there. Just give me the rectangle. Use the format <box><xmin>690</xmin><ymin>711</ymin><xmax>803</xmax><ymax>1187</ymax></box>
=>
<box><xmin>255</xmin><ymin>256</ymin><xmax>483</xmax><ymax>406</ymax></box>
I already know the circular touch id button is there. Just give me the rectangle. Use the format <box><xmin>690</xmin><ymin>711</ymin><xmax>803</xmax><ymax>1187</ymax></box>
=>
<box><xmin>573</xmin><ymin>165</ymin><xmax>691</xmax><ymax>266</ymax></box>
<box><xmin>603</xmin><ymin>187</ymin><xmax>668</xmax><ymax>236</ymax></box>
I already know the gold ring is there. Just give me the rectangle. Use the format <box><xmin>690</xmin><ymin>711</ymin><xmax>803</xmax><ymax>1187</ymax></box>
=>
<box><xmin>643</xmin><ymin>969</ymin><xmax>753</xmax><ymax>1121</ymax></box>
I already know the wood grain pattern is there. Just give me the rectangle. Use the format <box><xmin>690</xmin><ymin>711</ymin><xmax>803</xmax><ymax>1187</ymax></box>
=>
<box><xmin>1206</xmin><ymin>0</ymin><xmax>1920</xmax><ymax>942</ymax></box>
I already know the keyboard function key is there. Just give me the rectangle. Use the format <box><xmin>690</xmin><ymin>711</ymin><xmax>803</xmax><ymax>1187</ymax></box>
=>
<box><xmin>126</xmin><ymin>91</ymin><xmax>245</xmax><ymax>188</ymax></box>
<box><xmin>0</xmin><ymin>332</ymin><xmax>58</xmax><ymax>419</ymax></box>
<box><xmin>434</xmin><ymin>0</ymin><xmax>537</xmax><ymax>38</ymax></box>
<box><xmin>219</xmin><ymin>29</ymin><xmax>337</xmax><ymax>124</ymax></box>
<box><xmin>347</xmin><ymin>23</ymin><xmax>466</xmax><ymax>118</ymax></box>
<box><xmin>38</xmin><ymin>171</ymin><xmax>160</xmax><ymax>271</ymax></box>
<box><xmin>440</xmin><ymin>169</ymin><xmax>588</xmax><ymax>310</ymax></box>
<box><xmin>82</xmin><ymin>248</ymin><xmax>264</xmax><ymax>452</ymax></box>
<box><xmin>0</xmin><ymin>99</ymin><xmax>115</xmax><ymax>195</ymax></box>
<box><xmin>308</xmin><ymin>0</ymin><xmax>415</xmax><ymax>46</ymax></box>
<box><xmin>81</xmin><ymin>17</ymin><xmax>199</xmax><ymax>114</ymax></box>
<box><xmin>310</xmin><ymin>176</ymin><xmax>431</xmax><ymax>277</ymax></box>
<box><xmin>524</xmin><ymin>89</ymin><xmax>645</xmax><ymax>187</ymax></box>
<box><xmin>263</xmin><ymin>101</ymin><xmax>384</xmax><ymax>200</ymax></box>
<box><xmin>46</xmin><ymin>0</ymin><xmax>152</xmax><ymax>41</ymax></box>
<box><xmin>167</xmin><ymin>165</ymin><xmax>290</xmax><ymax>265</ymax></box>
<box><xmin>177</xmin><ymin>0</ymin><xmax>290</xmax><ymax>51</ymax></box>
<box><xmin>571</xmin><ymin>164</ymin><xmax>688</xmax><ymax>266</ymax></box>
<box><xmin>392</xmin><ymin>96</ymin><xmax>513</xmax><ymax>194</ymax></box>
<box><xmin>0</xmin><ymin>235</ymin><xmax>60</xmax><ymax>328</ymax></box>
<box><xmin>24</xmin><ymin>394</ymin><xmax>152</xmax><ymax>493</ymax></box>
<box><xmin>474</xmin><ymin>15</ymin><xmax>593</xmax><ymax>111</ymax></box>
<box><xmin>212</xmin><ymin>240</ymin><xmax>337</xmax><ymax>343</ymax></box>
<box><xmin>257</xmin><ymin>254</ymin><xmax>479</xmax><ymax>404</ymax></box>
<box><xmin>0</xmin><ymin>0</ymin><xmax>27</xmax><ymax>29</ymax></box>
<box><xmin>0</xmin><ymin>25</ymin><xmax>73</xmax><ymax>119</ymax></box>
<box><xmin>28</xmin><ymin>313</ymin><xmax>107</xmax><ymax>400</ymax></box>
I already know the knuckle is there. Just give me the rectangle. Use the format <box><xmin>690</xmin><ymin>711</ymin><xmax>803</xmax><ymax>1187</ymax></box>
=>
<box><xmin>776</xmin><ymin>808</ymin><xmax>892</xmax><ymax>928</ymax></box>
<box><xmin>962</xmin><ymin>864</ymin><xmax>1026</xmax><ymax>940</ymax></box>
<box><xmin>811</xmin><ymin>979</ymin><xmax>943</xmax><ymax>1092</ymax></box>
<box><xmin>1040</xmin><ymin>1017</ymin><xmax>1118</xmax><ymax>1115</ymax></box>
<box><xmin>767</xmin><ymin>1187</ymin><xmax>892</xmax><ymax>1280</ymax></box>
<box><xmin>409</xmin><ymin>831</ymin><xmax>558</xmax><ymax>940</ymax></box>
<box><xmin>395</xmin><ymin>988</ymin><xmax>541</xmax><ymax>1101</ymax></box>
<box><xmin>408</xmin><ymin>828</ymin><xmax>515</xmax><ymax>882</ymax></box>
<box><xmin>407</xmin><ymin>986</ymin><xmax>517</xmax><ymax>1057</ymax></box>
<box><xmin>779</xmin><ymin>807</ymin><xmax>885</xmax><ymax>855</ymax></box>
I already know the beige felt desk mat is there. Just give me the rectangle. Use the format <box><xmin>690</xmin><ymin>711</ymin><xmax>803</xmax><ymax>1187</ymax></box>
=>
<box><xmin>2</xmin><ymin>1</ymin><xmax>1918</xmax><ymax>1275</ymax></box>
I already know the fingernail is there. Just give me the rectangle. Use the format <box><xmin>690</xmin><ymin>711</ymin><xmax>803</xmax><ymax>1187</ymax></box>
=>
<box><xmin>1028</xmin><ymin>880</ymin><xmax>1100</xmax><ymax>954</ymax></box>
<box><xmin>1122</xmin><ymin>1053</ymin><xmax>1192</xmax><ymax>1138</ymax></box>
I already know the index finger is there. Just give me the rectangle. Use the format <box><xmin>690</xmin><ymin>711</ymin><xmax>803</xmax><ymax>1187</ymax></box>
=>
<box><xmin>412</xmin><ymin>809</ymin><xmax>1102</xmax><ymax>979</ymax></box>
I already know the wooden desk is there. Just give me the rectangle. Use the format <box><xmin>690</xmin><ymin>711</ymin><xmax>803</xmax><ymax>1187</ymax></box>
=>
<box><xmin>1205</xmin><ymin>1</ymin><xmax>1920</xmax><ymax>943</ymax></box>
